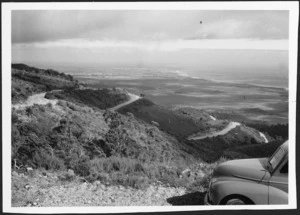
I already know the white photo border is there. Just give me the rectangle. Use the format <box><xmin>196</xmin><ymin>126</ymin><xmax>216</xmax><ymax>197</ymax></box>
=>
<box><xmin>2</xmin><ymin>1</ymin><xmax>298</xmax><ymax>213</ymax></box>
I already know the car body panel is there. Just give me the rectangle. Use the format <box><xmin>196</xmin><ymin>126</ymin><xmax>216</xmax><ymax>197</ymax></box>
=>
<box><xmin>268</xmin><ymin>185</ymin><xmax>288</xmax><ymax>204</ymax></box>
<box><xmin>210</xmin><ymin>180</ymin><xmax>269</xmax><ymax>204</ymax></box>
<box><xmin>213</xmin><ymin>158</ymin><xmax>268</xmax><ymax>182</ymax></box>
<box><xmin>205</xmin><ymin>140</ymin><xmax>288</xmax><ymax>205</ymax></box>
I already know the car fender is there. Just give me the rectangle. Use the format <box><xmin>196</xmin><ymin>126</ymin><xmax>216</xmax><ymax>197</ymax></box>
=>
<box><xmin>210</xmin><ymin>180</ymin><xmax>269</xmax><ymax>205</ymax></box>
<box><xmin>268</xmin><ymin>186</ymin><xmax>288</xmax><ymax>204</ymax></box>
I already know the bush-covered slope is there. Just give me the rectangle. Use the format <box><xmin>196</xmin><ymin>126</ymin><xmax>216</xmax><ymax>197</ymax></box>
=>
<box><xmin>45</xmin><ymin>88</ymin><xmax>129</xmax><ymax>110</ymax></box>
<box><xmin>177</xmin><ymin>123</ymin><xmax>287</xmax><ymax>163</ymax></box>
<box><xmin>12</xmin><ymin>63</ymin><xmax>75</xmax><ymax>81</ymax></box>
<box><xmin>11</xmin><ymin>64</ymin><xmax>79</xmax><ymax>104</ymax></box>
<box><xmin>117</xmin><ymin>98</ymin><xmax>207</xmax><ymax>140</ymax></box>
<box><xmin>11</xmin><ymin>64</ymin><xmax>288</xmax><ymax>193</ymax></box>
<box><xmin>12</xmin><ymin>100</ymin><xmax>199</xmax><ymax>188</ymax></box>
<box><xmin>245</xmin><ymin>123</ymin><xmax>288</xmax><ymax>140</ymax></box>
<box><xmin>223</xmin><ymin>140</ymin><xmax>283</xmax><ymax>158</ymax></box>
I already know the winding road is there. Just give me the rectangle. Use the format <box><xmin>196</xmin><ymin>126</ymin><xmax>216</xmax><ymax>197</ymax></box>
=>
<box><xmin>259</xmin><ymin>132</ymin><xmax>269</xmax><ymax>143</ymax></box>
<box><xmin>188</xmin><ymin>121</ymin><xmax>241</xmax><ymax>140</ymax></box>
<box><xmin>110</xmin><ymin>93</ymin><xmax>140</xmax><ymax>111</ymax></box>
<box><xmin>188</xmin><ymin>114</ymin><xmax>269</xmax><ymax>143</ymax></box>
<box><xmin>12</xmin><ymin>90</ymin><xmax>140</xmax><ymax>111</ymax></box>
<box><xmin>209</xmin><ymin>115</ymin><xmax>217</xmax><ymax>121</ymax></box>
<box><xmin>12</xmin><ymin>91</ymin><xmax>268</xmax><ymax>143</ymax></box>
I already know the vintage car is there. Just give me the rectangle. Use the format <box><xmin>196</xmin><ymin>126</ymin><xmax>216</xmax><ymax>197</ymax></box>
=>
<box><xmin>205</xmin><ymin>140</ymin><xmax>288</xmax><ymax>205</ymax></box>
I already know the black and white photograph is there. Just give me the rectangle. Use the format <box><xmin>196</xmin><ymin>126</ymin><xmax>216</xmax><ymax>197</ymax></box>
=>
<box><xmin>2</xmin><ymin>1</ymin><xmax>298</xmax><ymax>213</ymax></box>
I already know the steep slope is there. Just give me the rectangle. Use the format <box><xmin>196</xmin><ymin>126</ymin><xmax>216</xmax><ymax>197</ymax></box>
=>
<box><xmin>45</xmin><ymin>88</ymin><xmax>129</xmax><ymax>110</ymax></box>
<box><xmin>117</xmin><ymin>98</ymin><xmax>208</xmax><ymax>140</ymax></box>
<box><xmin>12</xmin><ymin>95</ymin><xmax>200</xmax><ymax>189</ymax></box>
<box><xmin>223</xmin><ymin>140</ymin><xmax>283</xmax><ymax>158</ymax></box>
<box><xmin>11</xmin><ymin>64</ymin><xmax>288</xmax><ymax>207</ymax></box>
<box><xmin>12</xmin><ymin>65</ymin><xmax>79</xmax><ymax>104</ymax></box>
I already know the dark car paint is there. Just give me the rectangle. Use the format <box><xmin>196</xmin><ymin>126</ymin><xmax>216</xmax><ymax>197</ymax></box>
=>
<box><xmin>205</xmin><ymin>141</ymin><xmax>288</xmax><ymax>205</ymax></box>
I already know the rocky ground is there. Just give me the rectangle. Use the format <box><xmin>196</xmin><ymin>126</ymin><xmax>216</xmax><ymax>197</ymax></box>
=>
<box><xmin>11</xmin><ymin>170</ymin><xmax>206</xmax><ymax>207</ymax></box>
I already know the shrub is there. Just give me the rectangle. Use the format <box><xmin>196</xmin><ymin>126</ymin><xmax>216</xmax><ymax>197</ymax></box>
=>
<box><xmin>86</xmin><ymin>157</ymin><xmax>151</xmax><ymax>188</ymax></box>
<box><xmin>25</xmin><ymin>107</ymin><xmax>33</xmax><ymax>116</ymax></box>
<box><xmin>46</xmin><ymin>103</ymin><xmax>53</xmax><ymax>109</ymax></box>
<box><xmin>72</xmin><ymin>156</ymin><xmax>91</xmax><ymax>177</ymax></box>
<box><xmin>32</xmin><ymin>150</ymin><xmax>65</xmax><ymax>170</ymax></box>
<box><xmin>12</xmin><ymin>112</ymin><xmax>19</xmax><ymax>124</ymax></box>
<box><xmin>58</xmin><ymin>170</ymin><xmax>76</xmax><ymax>181</ymax></box>
<box><xmin>187</xmin><ymin>175</ymin><xmax>211</xmax><ymax>192</ymax></box>
<box><xmin>45</xmin><ymin>88</ymin><xmax>129</xmax><ymax>110</ymax></box>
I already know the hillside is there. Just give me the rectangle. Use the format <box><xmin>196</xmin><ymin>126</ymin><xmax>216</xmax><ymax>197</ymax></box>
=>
<box><xmin>11</xmin><ymin>64</ymin><xmax>80</xmax><ymax>104</ymax></box>
<box><xmin>117</xmin><ymin>98</ymin><xmax>210</xmax><ymax>140</ymax></box>
<box><xmin>11</xmin><ymin>64</ymin><xmax>288</xmax><ymax>206</ymax></box>
<box><xmin>45</xmin><ymin>88</ymin><xmax>130</xmax><ymax>110</ymax></box>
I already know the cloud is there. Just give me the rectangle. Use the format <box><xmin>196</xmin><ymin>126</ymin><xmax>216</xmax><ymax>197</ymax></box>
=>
<box><xmin>11</xmin><ymin>10</ymin><xmax>126</xmax><ymax>43</ymax></box>
<box><xmin>185</xmin><ymin>11</ymin><xmax>289</xmax><ymax>40</ymax></box>
<box><xmin>12</xmin><ymin>10</ymin><xmax>289</xmax><ymax>44</ymax></box>
<box><xmin>14</xmin><ymin>38</ymin><xmax>288</xmax><ymax>51</ymax></box>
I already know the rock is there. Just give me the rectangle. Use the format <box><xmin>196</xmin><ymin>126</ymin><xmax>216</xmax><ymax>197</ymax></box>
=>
<box><xmin>87</xmin><ymin>200</ymin><xmax>91</xmax><ymax>204</ymax></box>
<box><xmin>26</xmin><ymin>167</ymin><xmax>33</xmax><ymax>172</ymax></box>
<box><xmin>12</xmin><ymin>171</ymin><xmax>18</xmax><ymax>177</ymax></box>
<box><xmin>99</xmin><ymin>184</ymin><xmax>106</xmax><ymax>190</ymax></box>
<box><xmin>151</xmin><ymin>121</ymin><xmax>159</xmax><ymax>127</ymax></box>
<box><xmin>197</xmin><ymin>170</ymin><xmax>205</xmax><ymax>178</ymax></box>
<box><xmin>94</xmin><ymin>180</ymin><xmax>101</xmax><ymax>185</ymax></box>
<box><xmin>182</xmin><ymin>168</ymin><xmax>191</xmax><ymax>177</ymax></box>
<box><xmin>155</xmin><ymin>193</ymin><xmax>160</xmax><ymax>198</ymax></box>
<box><xmin>68</xmin><ymin>169</ymin><xmax>75</xmax><ymax>176</ymax></box>
<box><xmin>33</xmin><ymin>202</ymin><xmax>37</xmax><ymax>206</ymax></box>
<box><xmin>24</xmin><ymin>184</ymin><xmax>31</xmax><ymax>190</ymax></box>
<box><xmin>127</xmin><ymin>112</ymin><xmax>134</xmax><ymax>118</ymax></box>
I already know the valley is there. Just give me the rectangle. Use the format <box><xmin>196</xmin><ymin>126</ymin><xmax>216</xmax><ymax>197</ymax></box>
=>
<box><xmin>10</xmin><ymin>64</ymin><xmax>288</xmax><ymax>207</ymax></box>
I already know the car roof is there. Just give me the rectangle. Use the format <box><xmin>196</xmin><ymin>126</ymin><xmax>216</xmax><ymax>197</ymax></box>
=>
<box><xmin>281</xmin><ymin>140</ymin><xmax>288</xmax><ymax>153</ymax></box>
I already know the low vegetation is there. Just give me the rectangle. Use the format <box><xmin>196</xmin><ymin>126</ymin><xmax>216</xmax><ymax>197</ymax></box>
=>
<box><xmin>45</xmin><ymin>88</ymin><xmax>129</xmax><ymax>110</ymax></box>
<box><xmin>11</xmin><ymin>99</ymin><xmax>198</xmax><ymax>189</ymax></box>
<box><xmin>117</xmin><ymin>98</ymin><xmax>208</xmax><ymax>140</ymax></box>
<box><xmin>11</xmin><ymin>64</ymin><xmax>289</xmax><ymax>194</ymax></box>
<box><xmin>245</xmin><ymin>123</ymin><xmax>288</xmax><ymax>140</ymax></box>
<box><xmin>11</xmin><ymin>65</ymin><xmax>79</xmax><ymax>104</ymax></box>
<box><xmin>12</xmin><ymin>63</ymin><xmax>75</xmax><ymax>81</ymax></box>
<box><xmin>224</xmin><ymin>140</ymin><xmax>284</xmax><ymax>158</ymax></box>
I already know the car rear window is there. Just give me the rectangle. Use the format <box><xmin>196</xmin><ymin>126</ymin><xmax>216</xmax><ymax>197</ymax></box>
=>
<box><xmin>269</xmin><ymin>148</ymin><xmax>285</xmax><ymax>170</ymax></box>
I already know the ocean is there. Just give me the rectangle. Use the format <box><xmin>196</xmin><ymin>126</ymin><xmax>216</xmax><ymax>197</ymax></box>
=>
<box><xmin>33</xmin><ymin>63</ymin><xmax>289</xmax><ymax>90</ymax></box>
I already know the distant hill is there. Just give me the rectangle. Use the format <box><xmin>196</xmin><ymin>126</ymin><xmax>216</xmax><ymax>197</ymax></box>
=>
<box><xmin>12</xmin><ymin>63</ymin><xmax>74</xmax><ymax>81</ymax></box>
<box><xmin>223</xmin><ymin>140</ymin><xmax>283</xmax><ymax>159</ymax></box>
<box><xmin>45</xmin><ymin>88</ymin><xmax>129</xmax><ymax>110</ymax></box>
<box><xmin>11</xmin><ymin>63</ymin><xmax>79</xmax><ymax>103</ymax></box>
<box><xmin>117</xmin><ymin>98</ymin><xmax>209</xmax><ymax>140</ymax></box>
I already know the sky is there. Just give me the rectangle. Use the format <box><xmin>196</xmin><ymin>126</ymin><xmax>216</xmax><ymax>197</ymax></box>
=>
<box><xmin>11</xmin><ymin>10</ymin><xmax>289</xmax><ymax>69</ymax></box>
